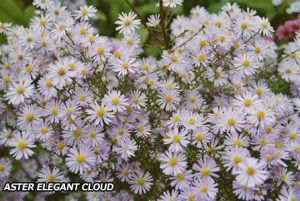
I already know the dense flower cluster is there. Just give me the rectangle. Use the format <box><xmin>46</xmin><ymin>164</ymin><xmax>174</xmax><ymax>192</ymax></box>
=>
<box><xmin>0</xmin><ymin>0</ymin><xmax>300</xmax><ymax>201</ymax></box>
<box><xmin>276</xmin><ymin>14</ymin><xmax>300</xmax><ymax>40</ymax></box>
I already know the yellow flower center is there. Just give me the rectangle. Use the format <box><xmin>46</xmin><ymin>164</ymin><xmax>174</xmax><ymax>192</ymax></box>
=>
<box><xmin>112</xmin><ymin>97</ymin><xmax>120</xmax><ymax>105</ymax></box>
<box><xmin>265</xmin><ymin>155</ymin><xmax>273</xmax><ymax>162</ymax></box>
<box><xmin>97</xmin><ymin>47</ymin><xmax>104</xmax><ymax>55</ymax></box>
<box><xmin>290</xmin><ymin>53</ymin><xmax>297</xmax><ymax>60</ymax></box>
<box><xmin>164</xmin><ymin>95</ymin><xmax>173</xmax><ymax>103</ymax></box>
<box><xmin>214</xmin><ymin>71</ymin><xmax>221</xmax><ymax>79</ymax></box>
<box><xmin>233</xmin><ymin>140</ymin><xmax>242</xmax><ymax>147</ymax></box>
<box><xmin>233</xmin><ymin>156</ymin><xmax>242</xmax><ymax>164</ymax></box>
<box><xmin>290</xmin><ymin>132</ymin><xmax>297</xmax><ymax>140</ymax></box>
<box><xmin>171</xmin><ymin>55</ymin><xmax>178</xmax><ymax>62</ymax></box>
<box><xmin>200</xmin><ymin>185</ymin><xmax>208</xmax><ymax>193</ymax></box>
<box><xmin>246</xmin><ymin>167</ymin><xmax>256</xmax><ymax>176</ymax></box>
<box><xmin>243</xmin><ymin>98</ymin><xmax>253</xmax><ymax>107</ymax></box>
<box><xmin>256</xmin><ymin>89</ymin><xmax>263</xmax><ymax>96</ymax></box>
<box><xmin>79</xmin><ymin>94</ymin><xmax>86</xmax><ymax>101</ymax></box>
<box><xmin>265</xmin><ymin>127</ymin><xmax>272</xmax><ymax>134</ymax></box>
<box><xmin>76</xmin><ymin>154</ymin><xmax>85</xmax><ymax>164</ymax></box>
<box><xmin>46</xmin><ymin>175</ymin><xmax>55</xmax><ymax>182</ymax></box>
<box><xmin>294</xmin><ymin>146</ymin><xmax>300</xmax><ymax>152</ymax></box>
<box><xmin>124</xmin><ymin>18</ymin><xmax>132</xmax><ymax>26</ymax></box>
<box><xmin>15</xmin><ymin>86</ymin><xmax>24</xmax><ymax>94</ymax></box>
<box><xmin>57</xmin><ymin>68</ymin><xmax>66</xmax><ymax>76</ymax></box>
<box><xmin>256</xmin><ymin>111</ymin><xmax>265</xmax><ymax>119</ymax></box>
<box><xmin>172</xmin><ymin>134</ymin><xmax>181</xmax><ymax>143</ymax></box>
<box><xmin>254</xmin><ymin>47</ymin><xmax>261</xmax><ymax>54</ymax></box>
<box><xmin>89</xmin><ymin>131</ymin><xmax>96</xmax><ymax>139</ymax></box>
<box><xmin>72</xmin><ymin>129</ymin><xmax>82</xmax><ymax>138</ymax></box>
<box><xmin>96</xmin><ymin>108</ymin><xmax>105</xmax><ymax>117</ymax></box>
<box><xmin>25</xmin><ymin>114</ymin><xmax>33</xmax><ymax>122</ymax></box>
<box><xmin>197</xmin><ymin>55</ymin><xmax>205</xmax><ymax>62</ymax></box>
<box><xmin>45</xmin><ymin>80</ymin><xmax>52</xmax><ymax>88</ymax></box>
<box><xmin>18</xmin><ymin>140</ymin><xmax>26</xmax><ymax>150</ymax></box>
<box><xmin>241</xmin><ymin>21</ymin><xmax>248</xmax><ymax>29</ymax></box>
<box><xmin>188</xmin><ymin>118</ymin><xmax>195</xmax><ymax>125</ymax></box>
<box><xmin>242</xmin><ymin>59</ymin><xmax>250</xmax><ymax>67</ymax></box>
<box><xmin>79</xmin><ymin>28</ymin><xmax>87</xmax><ymax>35</ymax></box>
<box><xmin>137</xmin><ymin>178</ymin><xmax>145</xmax><ymax>185</ymax></box>
<box><xmin>168</xmin><ymin>157</ymin><xmax>177</xmax><ymax>166</ymax></box>
<box><xmin>199</xmin><ymin>40</ymin><xmax>207</xmax><ymax>47</ymax></box>
<box><xmin>3</xmin><ymin>77</ymin><xmax>10</xmax><ymax>83</ymax></box>
<box><xmin>174</xmin><ymin>173</ymin><xmax>184</xmax><ymax>181</ymax></box>
<box><xmin>201</xmin><ymin>167</ymin><xmax>210</xmax><ymax>176</ymax></box>
<box><xmin>51</xmin><ymin>107</ymin><xmax>57</xmax><ymax>116</ymax></box>
<box><xmin>81</xmin><ymin>8</ymin><xmax>88</xmax><ymax>15</ymax></box>
<box><xmin>227</xmin><ymin>118</ymin><xmax>235</xmax><ymax>126</ymax></box>
<box><xmin>39</xmin><ymin>19</ymin><xmax>46</xmax><ymax>26</ymax></box>
<box><xmin>57</xmin><ymin>143</ymin><xmax>64</xmax><ymax>150</ymax></box>
<box><xmin>25</xmin><ymin>65</ymin><xmax>32</xmax><ymax>73</ymax></box>
<box><xmin>40</xmin><ymin>127</ymin><xmax>47</xmax><ymax>134</ymax></box>
<box><xmin>196</xmin><ymin>133</ymin><xmax>204</xmax><ymax>141</ymax></box>
<box><xmin>259</xmin><ymin>139</ymin><xmax>267</xmax><ymax>146</ymax></box>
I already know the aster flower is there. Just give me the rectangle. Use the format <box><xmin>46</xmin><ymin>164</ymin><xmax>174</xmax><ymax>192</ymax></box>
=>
<box><xmin>66</xmin><ymin>144</ymin><xmax>96</xmax><ymax>174</ymax></box>
<box><xmin>113</xmin><ymin>138</ymin><xmax>137</xmax><ymax>160</ymax></box>
<box><xmin>236</xmin><ymin>158</ymin><xmax>268</xmax><ymax>187</ymax></box>
<box><xmin>162</xmin><ymin>0</ymin><xmax>183</xmax><ymax>8</ymax></box>
<box><xmin>146</xmin><ymin>14</ymin><xmax>160</xmax><ymax>27</ymax></box>
<box><xmin>159</xmin><ymin>151</ymin><xmax>187</xmax><ymax>176</ymax></box>
<box><xmin>74</xmin><ymin>5</ymin><xmax>97</xmax><ymax>21</ymax></box>
<box><xmin>129</xmin><ymin>171</ymin><xmax>153</xmax><ymax>195</ymax></box>
<box><xmin>163</xmin><ymin>126</ymin><xmax>189</xmax><ymax>152</ymax></box>
<box><xmin>37</xmin><ymin>166</ymin><xmax>65</xmax><ymax>183</ymax></box>
<box><xmin>0</xmin><ymin>158</ymin><xmax>12</xmax><ymax>179</ymax></box>
<box><xmin>86</xmin><ymin>102</ymin><xmax>114</xmax><ymax>126</ymax></box>
<box><xmin>158</xmin><ymin>190</ymin><xmax>179</xmax><ymax>201</ymax></box>
<box><xmin>193</xmin><ymin>157</ymin><xmax>220</xmax><ymax>178</ymax></box>
<box><xmin>217</xmin><ymin>108</ymin><xmax>245</xmax><ymax>134</ymax></box>
<box><xmin>5</xmin><ymin>78</ymin><xmax>34</xmax><ymax>105</ymax></box>
<box><xmin>192</xmin><ymin>177</ymin><xmax>218</xmax><ymax>200</ymax></box>
<box><xmin>115</xmin><ymin>12</ymin><xmax>141</xmax><ymax>35</ymax></box>
<box><xmin>9</xmin><ymin>132</ymin><xmax>36</xmax><ymax>160</ymax></box>
<box><xmin>103</xmin><ymin>90</ymin><xmax>129</xmax><ymax>113</ymax></box>
<box><xmin>111</xmin><ymin>57</ymin><xmax>139</xmax><ymax>76</ymax></box>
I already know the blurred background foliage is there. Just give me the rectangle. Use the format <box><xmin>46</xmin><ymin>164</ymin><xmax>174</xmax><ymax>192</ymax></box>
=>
<box><xmin>0</xmin><ymin>0</ymin><xmax>297</xmax><ymax>36</ymax></box>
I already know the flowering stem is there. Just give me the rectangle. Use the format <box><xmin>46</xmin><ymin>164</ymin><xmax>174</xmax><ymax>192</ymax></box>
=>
<box><xmin>159</xmin><ymin>0</ymin><xmax>170</xmax><ymax>49</ymax></box>
<box><xmin>174</xmin><ymin>26</ymin><xmax>204</xmax><ymax>50</ymax></box>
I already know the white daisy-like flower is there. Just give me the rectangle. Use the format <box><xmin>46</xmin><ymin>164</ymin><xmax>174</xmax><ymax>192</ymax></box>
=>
<box><xmin>163</xmin><ymin>126</ymin><xmax>189</xmax><ymax>152</ymax></box>
<box><xmin>74</xmin><ymin>5</ymin><xmax>97</xmax><ymax>21</ymax></box>
<box><xmin>129</xmin><ymin>172</ymin><xmax>153</xmax><ymax>195</ymax></box>
<box><xmin>37</xmin><ymin>166</ymin><xmax>65</xmax><ymax>183</ymax></box>
<box><xmin>111</xmin><ymin>57</ymin><xmax>139</xmax><ymax>76</ymax></box>
<box><xmin>236</xmin><ymin>158</ymin><xmax>268</xmax><ymax>187</ymax></box>
<box><xmin>146</xmin><ymin>14</ymin><xmax>160</xmax><ymax>27</ymax></box>
<box><xmin>8</xmin><ymin>132</ymin><xmax>35</xmax><ymax>160</ymax></box>
<box><xmin>159</xmin><ymin>151</ymin><xmax>187</xmax><ymax>176</ymax></box>
<box><xmin>0</xmin><ymin>158</ymin><xmax>12</xmax><ymax>179</ymax></box>
<box><xmin>113</xmin><ymin>138</ymin><xmax>137</xmax><ymax>161</ymax></box>
<box><xmin>66</xmin><ymin>144</ymin><xmax>96</xmax><ymax>174</ymax></box>
<box><xmin>5</xmin><ymin>78</ymin><xmax>34</xmax><ymax>105</ymax></box>
<box><xmin>86</xmin><ymin>102</ymin><xmax>114</xmax><ymax>127</ymax></box>
<box><xmin>103</xmin><ymin>90</ymin><xmax>129</xmax><ymax>113</ymax></box>
<box><xmin>162</xmin><ymin>0</ymin><xmax>183</xmax><ymax>8</ymax></box>
<box><xmin>115</xmin><ymin>12</ymin><xmax>141</xmax><ymax>35</ymax></box>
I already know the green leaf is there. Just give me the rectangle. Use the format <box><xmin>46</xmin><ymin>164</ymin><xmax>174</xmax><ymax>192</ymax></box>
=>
<box><xmin>23</xmin><ymin>6</ymin><xmax>35</xmax><ymax>25</ymax></box>
<box><xmin>0</xmin><ymin>12</ymin><xmax>13</xmax><ymax>23</ymax></box>
<box><xmin>138</xmin><ymin>3</ymin><xmax>159</xmax><ymax>15</ymax></box>
<box><xmin>0</xmin><ymin>0</ymin><xmax>25</xmax><ymax>25</ymax></box>
<box><xmin>136</xmin><ymin>27</ymin><xmax>149</xmax><ymax>44</ymax></box>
